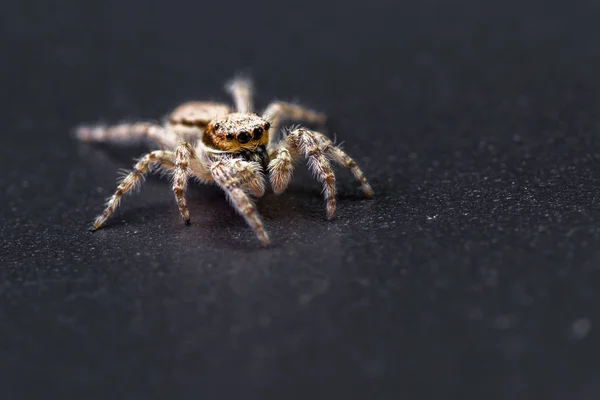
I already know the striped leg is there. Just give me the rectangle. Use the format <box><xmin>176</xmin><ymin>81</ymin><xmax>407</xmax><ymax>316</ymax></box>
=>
<box><xmin>172</xmin><ymin>143</ymin><xmax>197</xmax><ymax>224</ymax></box>
<box><xmin>211</xmin><ymin>160</ymin><xmax>270</xmax><ymax>245</ymax></box>
<box><xmin>315</xmin><ymin>134</ymin><xmax>374</xmax><ymax>197</ymax></box>
<box><xmin>268</xmin><ymin>128</ymin><xmax>337</xmax><ymax>218</ymax></box>
<box><xmin>75</xmin><ymin>122</ymin><xmax>179</xmax><ymax>149</ymax></box>
<box><xmin>268</xmin><ymin>128</ymin><xmax>373</xmax><ymax>219</ymax></box>
<box><xmin>91</xmin><ymin>150</ymin><xmax>175</xmax><ymax>230</ymax></box>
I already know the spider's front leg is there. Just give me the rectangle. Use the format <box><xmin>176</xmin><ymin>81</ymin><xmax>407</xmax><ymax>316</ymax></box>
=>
<box><xmin>91</xmin><ymin>150</ymin><xmax>175</xmax><ymax>230</ymax></box>
<box><xmin>268</xmin><ymin>128</ymin><xmax>373</xmax><ymax>218</ymax></box>
<box><xmin>210</xmin><ymin>158</ymin><xmax>270</xmax><ymax>245</ymax></box>
<box><xmin>223</xmin><ymin>158</ymin><xmax>266</xmax><ymax>197</ymax></box>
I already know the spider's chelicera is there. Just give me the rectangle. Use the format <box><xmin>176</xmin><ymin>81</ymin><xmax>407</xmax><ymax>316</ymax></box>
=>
<box><xmin>76</xmin><ymin>78</ymin><xmax>373</xmax><ymax>245</ymax></box>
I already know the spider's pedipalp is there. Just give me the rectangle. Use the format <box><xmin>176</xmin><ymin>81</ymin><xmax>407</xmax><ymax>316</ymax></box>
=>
<box><xmin>91</xmin><ymin>150</ymin><xmax>175</xmax><ymax>230</ymax></box>
<box><xmin>226</xmin><ymin>158</ymin><xmax>266</xmax><ymax>197</ymax></box>
<box><xmin>267</xmin><ymin>147</ymin><xmax>296</xmax><ymax>195</ymax></box>
<box><xmin>210</xmin><ymin>159</ymin><xmax>270</xmax><ymax>245</ymax></box>
<box><xmin>75</xmin><ymin>122</ymin><xmax>179</xmax><ymax>149</ymax></box>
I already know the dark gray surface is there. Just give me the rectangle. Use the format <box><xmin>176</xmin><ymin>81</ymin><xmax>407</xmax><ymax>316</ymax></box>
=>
<box><xmin>2</xmin><ymin>0</ymin><xmax>600</xmax><ymax>398</ymax></box>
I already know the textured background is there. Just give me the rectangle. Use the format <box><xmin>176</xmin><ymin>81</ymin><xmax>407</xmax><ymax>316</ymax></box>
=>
<box><xmin>2</xmin><ymin>0</ymin><xmax>600</xmax><ymax>398</ymax></box>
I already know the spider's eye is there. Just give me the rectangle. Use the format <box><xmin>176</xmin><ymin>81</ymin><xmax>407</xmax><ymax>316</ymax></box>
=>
<box><xmin>214</xmin><ymin>123</ymin><xmax>220</xmax><ymax>130</ymax></box>
<box><xmin>237</xmin><ymin>130</ymin><xmax>251</xmax><ymax>143</ymax></box>
<box><xmin>253</xmin><ymin>127</ymin><xmax>263</xmax><ymax>140</ymax></box>
<box><xmin>225</xmin><ymin>132</ymin><xmax>234</xmax><ymax>140</ymax></box>
<box><xmin>264</xmin><ymin>122</ymin><xmax>271</xmax><ymax>130</ymax></box>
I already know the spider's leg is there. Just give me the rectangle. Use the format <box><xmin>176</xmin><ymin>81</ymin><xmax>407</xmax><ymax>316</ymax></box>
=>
<box><xmin>210</xmin><ymin>158</ymin><xmax>270</xmax><ymax>245</ymax></box>
<box><xmin>91</xmin><ymin>150</ymin><xmax>175</xmax><ymax>230</ymax></box>
<box><xmin>268</xmin><ymin>128</ymin><xmax>373</xmax><ymax>219</ymax></box>
<box><xmin>224</xmin><ymin>158</ymin><xmax>266</xmax><ymax>197</ymax></box>
<box><xmin>262</xmin><ymin>101</ymin><xmax>327</xmax><ymax>149</ymax></box>
<box><xmin>226</xmin><ymin>77</ymin><xmax>254</xmax><ymax>113</ymax></box>
<box><xmin>75</xmin><ymin>122</ymin><xmax>179</xmax><ymax>149</ymax></box>
<box><xmin>269</xmin><ymin>128</ymin><xmax>335</xmax><ymax>218</ymax></box>
<box><xmin>172</xmin><ymin>143</ymin><xmax>198</xmax><ymax>224</ymax></box>
<box><xmin>314</xmin><ymin>133</ymin><xmax>374</xmax><ymax>197</ymax></box>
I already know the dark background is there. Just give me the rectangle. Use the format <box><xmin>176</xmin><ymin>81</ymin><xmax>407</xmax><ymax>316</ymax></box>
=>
<box><xmin>2</xmin><ymin>0</ymin><xmax>600</xmax><ymax>398</ymax></box>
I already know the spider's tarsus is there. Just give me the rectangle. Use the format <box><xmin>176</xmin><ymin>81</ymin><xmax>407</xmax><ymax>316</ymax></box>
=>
<box><xmin>184</xmin><ymin>219</ymin><xmax>191</xmax><ymax>226</ymax></box>
<box><xmin>88</xmin><ymin>225</ymin><xmax>98</xmax><ymax>232</ymax></box>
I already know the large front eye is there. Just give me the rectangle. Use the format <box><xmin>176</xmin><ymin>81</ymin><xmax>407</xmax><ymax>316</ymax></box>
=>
<box><xmin>237</xmin><ymin>130</ymin><xmax>251</xmax><ymax>143</ymax></box>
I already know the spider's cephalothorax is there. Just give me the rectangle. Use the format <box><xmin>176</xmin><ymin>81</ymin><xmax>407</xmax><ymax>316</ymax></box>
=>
<box><xmin>76</xmin><ymin>78</ymin><xmax>373</xmax><ymax>245</ymax></box>
<box><xmin>204</xmin><ymin>113</ymin><xmax>271</xmax><ymax>170</ymax></box>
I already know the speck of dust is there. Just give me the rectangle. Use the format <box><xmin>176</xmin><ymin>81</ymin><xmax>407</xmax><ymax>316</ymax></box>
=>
<box><xmin>571</xmin><ymin>318</ymin><xmax>592</xmax><ymax>339</ymax></box>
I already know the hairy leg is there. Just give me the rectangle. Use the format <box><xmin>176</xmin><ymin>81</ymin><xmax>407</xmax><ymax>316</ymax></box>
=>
<box><xmin>267</xmin><ymin>145</ymin><xmax>297</xmax><ymax>195</ymax></box>
<box><xmin>91</xmin><ymin>150</ymin><xmax>175</xmax><ymax>230</ymax></box>
<box><xmin>226</xmin><ymin>78</ymin><xmax>253</xmax><ymax>113</ymax></box>
<box><xmin>268</xmin><ymin>128</ymin><xmax>373</xmax><ymax>218</ymax></box>
<box><xmin>75</xmin><ymin>122</ymin><xmax>179</xmax><ymax>149</ymax></box>
<box><xmin>211</xmin><ymin>159</ymin><xmax>270</xmax><ymax>245</ymax></box>
<box><xmin>268</xmin><ymin>128</ymin><xmax>336</xmax><ymax>217</ymax></box>
<box><xmin>220</xmin><ymin>158</ymin><xmax>266</xmax><ymax>197</ymax></box>
<box><xmin>262</xmin><ymin>101</ymin><xmax>327</xmax><ymax>148</ymax></box>
<box><xmin>172</xmin><ymin>143</ymin><xmax>197</xmax><ymax>224</ymax></box>
<box><xmin>314</xmin><ymin>134</ymin><xmax>374</xmax><ymax>197</ymax></box>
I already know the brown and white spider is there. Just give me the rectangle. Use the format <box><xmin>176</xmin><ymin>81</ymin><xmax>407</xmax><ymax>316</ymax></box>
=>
<box><xmin>75</xmin><ymin>78</ymin><xmax>373</xmax><ymax>245</ymax></box>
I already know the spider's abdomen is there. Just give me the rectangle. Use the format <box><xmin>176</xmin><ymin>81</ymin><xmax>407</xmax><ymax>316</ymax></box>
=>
<box><xmin>166</xmin><ymin>102</ymin><xmax>231</xmax><ymax>141</ymax></box>
<box><xmin>168</xmin><ymin>102</ymin><xmax>231</xmax><ymax>128</ymax></box>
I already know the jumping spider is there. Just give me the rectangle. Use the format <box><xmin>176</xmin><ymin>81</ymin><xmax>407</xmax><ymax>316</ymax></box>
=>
<box><xmin>76</xmin><ymin>78</ymin><xmax>373</xmax><ymax>245</ymax></box>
